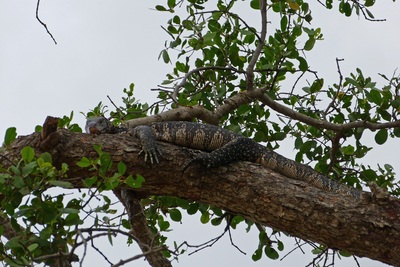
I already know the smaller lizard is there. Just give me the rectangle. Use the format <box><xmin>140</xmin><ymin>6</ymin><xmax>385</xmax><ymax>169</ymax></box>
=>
<box><xmin>85</xmin><ymin>117</ymin><xmax>363</xmax><ymax>198</ymax></box>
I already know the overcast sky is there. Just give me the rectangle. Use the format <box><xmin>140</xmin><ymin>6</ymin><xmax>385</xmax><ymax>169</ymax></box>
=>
<box><xmin>1</xmin><ymin>1</ymin><xmax>399</xmax><ymax>266</ymax></box>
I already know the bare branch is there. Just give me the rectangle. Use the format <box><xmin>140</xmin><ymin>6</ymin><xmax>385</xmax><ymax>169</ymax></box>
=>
<box><xmin>245</xmin><ymin>0</ymin><xmax>267</xmax><ymax>90</ymax></box>
<box><xmin>252</xmin><ymin>87</ymin><xmax>400</xmax><ymax>132</ymax></box>
<box><xmin>112</xmin><ymin>246</ymin><xmax>168</xmax><ymax>267</ymax></box>
<box><xmin>36</xmin><ymin>0</ymin><xmax>57</xmax><ymax>44</ymax></box>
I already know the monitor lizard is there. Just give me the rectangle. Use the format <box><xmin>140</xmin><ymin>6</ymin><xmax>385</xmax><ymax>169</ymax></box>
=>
<box><xmin>85</xmin><ymin>117</ymin><xmax>362</xmax><ymax>198</ymax></box>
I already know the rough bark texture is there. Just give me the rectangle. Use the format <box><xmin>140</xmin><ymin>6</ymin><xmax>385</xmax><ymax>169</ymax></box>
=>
<box><xmin>2</xmin><ymin>129</ymin><xmax>400</xmax><ymax>266</ymax></box>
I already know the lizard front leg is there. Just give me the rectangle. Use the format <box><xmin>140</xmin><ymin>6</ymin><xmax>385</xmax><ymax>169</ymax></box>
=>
<box><xmin>129</xmin><ymin>126</ymin><xmax>162</xmax><ymax>164</ymax></box>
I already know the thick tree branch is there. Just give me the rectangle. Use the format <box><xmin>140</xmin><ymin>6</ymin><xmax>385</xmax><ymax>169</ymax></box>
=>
<box><xmin>124</xmin><ymin>105</ymin><xmax>220</xmax><ymax>127</ymax></box>
<box><xmin>1</xmin><ymin>129</ymin><xmax>400</xmax><ymax>266</ymax></box>
<box><xmin>115</xmin><ymin>189</ymin><xmax>172</xmax><ymax>267</ymax></box>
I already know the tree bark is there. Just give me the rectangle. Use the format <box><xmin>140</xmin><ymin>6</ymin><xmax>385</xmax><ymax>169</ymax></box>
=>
<box><xmin>1</xmin><ymin>129</ymin><xmax>400</xmax><ymax>266</ymax></box>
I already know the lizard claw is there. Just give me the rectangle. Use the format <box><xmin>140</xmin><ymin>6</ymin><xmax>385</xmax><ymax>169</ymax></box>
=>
<box><xmin>181</xmin><ymin>159</ymin><xmax>194</xmax><ymax>172</ymax></box>
<box><xmin>181</xmin><ymin>157</ymin><xmax>207</xmax><ymax>172</ymax></box>
<box><xmin>138</xmin><ymin>147</ymin><xmax>161</xmax><ymax>164</ymax></box>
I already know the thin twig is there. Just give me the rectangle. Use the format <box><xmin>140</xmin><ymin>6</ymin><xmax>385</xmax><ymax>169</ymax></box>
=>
<box><xmin>351</xmin><ymin>0</ymin><xmax>386</xmax><ymax>22</ymax></box>
<box><xmin>112</xmin><ymin>246</ymin><xmax>168</xmax><ymax>267</ymax></box>
<box><xmin>253</xmin><ymin>87</ymin><xmax>400</xmax><ymax>132</ymax></box>
<box><xmin>245</xmin><ymin>0</ymin><xmax>267</xmax><ymax>90</ymax></box>
<box><xmin>172</xmin><ymin>66</ymin><xmax>241</xmax><ymax>102</ymax></box>
<box><xmin>323</xmin><ymin>58</ymin><xmax>344</xmax><ymax>119</ymax></box>
<box><xmin>36</xmin><ymin>0</ymin><xmax>57</xmax><ymax>44</ymax></box>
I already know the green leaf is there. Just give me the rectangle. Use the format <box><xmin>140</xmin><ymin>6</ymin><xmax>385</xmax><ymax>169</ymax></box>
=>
<box><xmin>172</xmin><ymin>15</ymin><xmax>180</xmax><ymax>24</ymax></box>
<box><xmin>13</xmin><ymin>175</ymin><xmax>25</xmax><ymax>188</ymax></box>
<box><xmin>167</xmin><ymin>0</ymin><xmax>176</xmax><ymax>9</ymax></box>
<box><xmin>367</xmin><ymin>89</ymin><xmax>382</xmax><ymax>105</ymax></box>
<box><xmin>99</xmin><ymin>153</ymin><xmax>112</xmax><ymax>174</ymax></box>
<box><xmin>341</xmin><ymin>145</ymin><xmax>355</xmax><ymax>155</ymax></box>
<box><xmin>208</xmin><ymin>19</ymin><xmax>221</xmax><ymax>32</ymax></box>
<box><xmin>125</xmin><ymin>174</ymin><xmax>145</xmax><ymax>188</ymax></box>
<box><xmin>277</xmin><ymin>240</ymin><xmax>284</xmax><ymax>251</ymax></box>
<box><xmin>22</xmin><ymin>161</ymin><xmax>37</xmax><ymax>177</ymax></box>
<box><xmin>162</xmin><ymin>49</ymin><xmax>170</xmax><ymax>64</ymax></box>
<box><xmin>77</xmin><ymin>157</ymin><xmax>91</xmax><ymax>168</ymax></box>
<box><xmin>374</xmin><ymin>129</ymin><xmax>388</xmax><ymax>145</ymax></box>
<box><xmin>39</xmin><ymin>152</ymin><xmax>52</xmax><ymax>163</ymax></box>
<box><xmin>312</xmin><ymin>247</ymin><xmax>324</xmax><ymax>254</ymax></box>
<box><xmin>280</xmin><ymin>15</ymin><xmax>288</xmax><ymax>32</ymax></box>
<box><xmin>35</xmin><ymin>125</ymin><xmax>43</xmax><ymax>132</ymax></box>
<box><xmin>304</xmin><ymin>37</ymin><xmax>315</xmax><ymax>51</ymax></box>
<box><xmin>118</xmin><ymin>161</ymin><xmax>126</xmax><ymax>176</ymax></box>
<box><xmin>200</xmin><ymin>211</ymin><xmax>210</xmax><ymax>224</ymax></box>
<box><xmin>158</xmin><ymin>219</ymin><xmax>170</xmax><ymax>231</ymax></box>
<box><xmin>3</xmin><ymin>127</ymin><xmax>17</xmax><ymax>146</ymax></box>
<box><xmin>252</xmin><ymin>248</ymin><xmax>262</xmax><ymax>261</ymax></box>
<box><xmin>21</xmin><ymin>146</ymin><xmax>35</xmax><ymax>162</ymax></box>
<box><xmin>61</xmin><ymin>163</ymin><xmax>69</xmax><ymax>174</ymax></box>
<box><xmin>155</xmin><ymin>5</ymin><xmax>168</xmax><ymax>11</ymax></box>
<box><xmin>393</xmin><ymin>127</ymin><xmax>400</xmax><ymax>138</ymax></box>
<box><xmin>187</xmin><ymin>203</ymin><xmax>199</xmax><ymax>215</ymax></box>
<box><xmin>298</xmin><ymin>56</ymin><xmax>308</xmax><ymax>71</ymax></box>
<box><xmin>264</xmin><ymin>246</ymin><xmax>279</xmax><ymax>260</ymax></box>
<box><xmin>27</xmin><ymin>243</ymin><xmax>38</xmax><ymax>252</ymax></box>
<box><xmin>364</xmin><ymin>0</ymin><xmax>375</xmax><ymax>7</ymax></box>
<box><xmin>65</xmin><ymin>213</ymin><xmax>83</xmax><ymax>226</ymax></box>
<box><xmin>93</xmin><ymin>144</ymin><xmax>103</xmax><ymax>155</ymax></box>
<box><xmin>340</xmin><ymin>1</ymin><xmax>352</xmax><ymax>16</ymax></box>
<box><xmin>365</xmin><ymin>8</ymin><xmax>375</xmax><ymax>19</ymax></box>
<box><xmin>339</xmin><ymin>250</ymin><xmax>352</xmax><ymax>257</ymax></box>
<box><xmin>48</xmin><ymin>180</ymin><xmax>73</xmax><ymax>189</ymax></box>
<box><xmin>361</xmin><ymin>169</ymin><xmax>377</xmax><ymax>181</ymax></box>
<box><xmin>122</xmin><ymin>219</ymin><xmax>131</xmax><ymax>230</ymax></box>
<box><xmin>250</xmin><ymin>0</ymin><xmax>259</xmax><ymax>9</ymax></box>
<box><xmin>83</xmin><ymin>176</ymin><xmax>98</xmax><ymax>187</ymax></box>
<box><xmin>169</xmin><ymin>208</ymin><xmax>182</xmax><ymax>222</ymax></box>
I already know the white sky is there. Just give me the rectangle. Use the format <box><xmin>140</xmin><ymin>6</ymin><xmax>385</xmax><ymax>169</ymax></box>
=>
<box><xmin>1</xmin><ymin>1</ymin><xmax>399</xmax><ymax>266</ymax></box>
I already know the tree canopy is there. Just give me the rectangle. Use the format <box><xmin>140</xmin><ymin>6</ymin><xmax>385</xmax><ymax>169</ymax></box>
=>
<box><xmin>1</xmin><ymin>0</ymin><xmax>400</xmax><ymax>266</ymax></box>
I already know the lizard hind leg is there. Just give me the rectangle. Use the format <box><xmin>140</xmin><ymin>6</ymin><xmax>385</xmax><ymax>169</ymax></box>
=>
<box><xmin>181</xmin><ymin>137</ymin><xmax>263</xmax><ymax>171</ymax></box>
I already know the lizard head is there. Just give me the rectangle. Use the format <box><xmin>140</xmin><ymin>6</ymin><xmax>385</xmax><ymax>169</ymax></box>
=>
<box><xmin>85</xmin><ymin>117</ymin><xmax>111</xmax><ymax>134</ymax></box>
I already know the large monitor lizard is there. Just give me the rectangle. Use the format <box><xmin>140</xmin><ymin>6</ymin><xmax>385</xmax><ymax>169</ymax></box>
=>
<box><xmin>85</xmin><ymin>117</ymin><xmax>362</xmax><ymax>198</ymax></box>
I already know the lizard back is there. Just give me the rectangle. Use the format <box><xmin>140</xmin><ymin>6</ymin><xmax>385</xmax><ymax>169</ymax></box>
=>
<box><xmin>149</xmin><ymin>121</ymin><xmax>241</xmax><ymax>151</ymax></box>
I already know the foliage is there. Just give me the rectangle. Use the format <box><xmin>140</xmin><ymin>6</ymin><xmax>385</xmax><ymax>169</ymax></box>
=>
<box><xmin>151</xmin><ymin>0</ymin><xmax>400</xmax><ymax>263</ymax></box>
<box><xmin>1</xmin><ymin>0</ymin><xmax>400</xmax><ymax>266</ymax></box>
<box><xmin>0</xmin><ymin>142</ymin><xmax>143</xmax><ymax>265</ymax></box>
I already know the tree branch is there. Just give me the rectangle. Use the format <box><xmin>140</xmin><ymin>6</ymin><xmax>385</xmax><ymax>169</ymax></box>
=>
<box><xmin>36</xmin><ymin>0</ymin><xmax>57</xmax><ymax>44</ymax></box>
<box><xmin>172</xmin><ymin>66</ymin><xmax>242</xmax><ymax>103</ymax></box>
<box><xmin>124</xmin><ymin>105</ymin><xmax>220</xmax><ymax>127</ymax></box>
<box><xmin>251</xmin><ymin>88</ymin><xmax>400</xmax><ymax>132</ymax></box>
<box><xmin>2</xmin><ymin>128</ymin><xmax>400</xmax><ymax>266</ymax></box>
<box><xmin>245</xmin><ymin>0</ymin><xmax>267</xmax><ymax>90</ymax></box>
<box><xmin>115</xmin><ymin>189</ymin><xmax>172</xmax><ymax>267</ymax></box>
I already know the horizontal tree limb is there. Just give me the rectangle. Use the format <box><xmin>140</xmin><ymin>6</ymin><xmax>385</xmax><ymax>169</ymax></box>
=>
<box><xmin>1</xmin><ymin>129</ymin><xmax>400</xmax><ymax>266</ymax></box>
